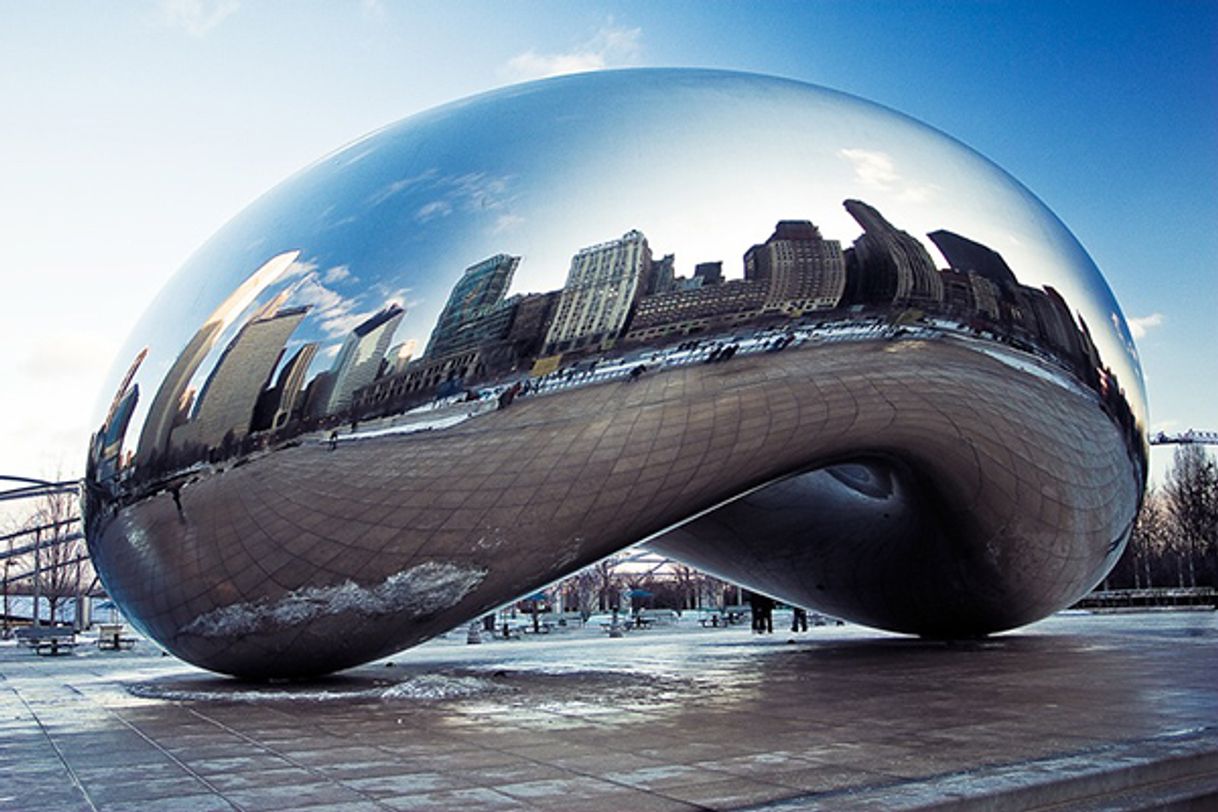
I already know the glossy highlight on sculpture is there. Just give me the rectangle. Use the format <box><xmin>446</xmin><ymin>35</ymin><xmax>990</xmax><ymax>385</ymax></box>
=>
<box><xmin>82</xmin><ymin>69</ymin><xmax>1147</xmax><ymax>679</ymax></box>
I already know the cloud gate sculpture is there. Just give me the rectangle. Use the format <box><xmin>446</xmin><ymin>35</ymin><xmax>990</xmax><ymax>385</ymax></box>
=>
<box><xmin>83</xmin><ymin>69</ymin><xmax>1147</xmax><ymax>679</ymax></box>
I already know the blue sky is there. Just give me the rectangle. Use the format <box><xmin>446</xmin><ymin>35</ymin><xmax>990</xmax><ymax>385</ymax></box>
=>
<box><xmin>0</xmin><ymin>0</ymin><xmax>1214</xmax><ymax>488</ymax></box>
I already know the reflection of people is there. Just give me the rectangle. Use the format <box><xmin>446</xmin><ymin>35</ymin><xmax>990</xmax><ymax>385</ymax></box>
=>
<box><xmin>791</xmin><ymin>607</ymin><xmax>808</xmax><ymax>632</ymax></box>
<box><xmin>498</xmin><ymin>381</ymin><xmax>522</xmax><ymax>410</ymax></box>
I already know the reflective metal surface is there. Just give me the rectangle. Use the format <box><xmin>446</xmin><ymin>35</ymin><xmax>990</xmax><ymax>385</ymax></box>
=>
<box><xmin>82</xmin><ymin>69</ymin><xmax>1147</xmax><ymax>678</ymax></box>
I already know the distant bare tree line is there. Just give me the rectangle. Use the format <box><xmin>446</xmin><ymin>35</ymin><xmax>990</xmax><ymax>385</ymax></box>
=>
<box><xmin>1106</xmin><ymin>445</ymin><xmax>1218</xmax><ymax>590</ymax></box>
<box><xmin>2</xmin><ymin>482</ymin><xmax>95</xmax><ymax>630</ymax></box>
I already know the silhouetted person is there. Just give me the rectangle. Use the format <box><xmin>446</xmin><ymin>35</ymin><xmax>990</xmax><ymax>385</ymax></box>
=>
<box><xmin>748</xmin><ymin>592</ymin><xmax>775</xmax><ymax>634</ymax></box>
<box><xmin>791</xmin><ymin>607</ymin><xmax>808</xmax><ymax>632</ymax></box>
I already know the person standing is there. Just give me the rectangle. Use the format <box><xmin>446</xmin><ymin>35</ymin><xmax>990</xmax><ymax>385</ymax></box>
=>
<box><xmin>791</xmin><ymin>607</ymin><xmax>808</xmax><ymax>632</ymax></box>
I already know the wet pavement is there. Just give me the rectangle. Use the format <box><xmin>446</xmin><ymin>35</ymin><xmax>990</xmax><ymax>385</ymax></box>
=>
<box><xmin>2</xmin><ymin>611</ymin><xmax>1217</xmax><ymax>811</ymax></box>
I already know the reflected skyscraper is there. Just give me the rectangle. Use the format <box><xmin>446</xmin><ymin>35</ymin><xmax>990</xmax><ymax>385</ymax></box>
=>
<box><xmin>326</xmin><ymin>304</ymin><xmax>405</xmax><ymax>415</ymax></box>
<box><xmin>171</xmin><ymin>305</ymin><xmax>308</xmax><ymax>452</ymax></box>
<box><xmin>426</xmin><ymin>254</ymin><xmax>520</xmax><ymax>358</ymax></box>
<box><xmin>844</xmin><ymin>199</ymin><xmax>944</xmax><ymax>307</ymax></box>
<box><xmin>544</xmin><ymin>230</ymin><xmax>654</xmax><ymax>355</ymax></box>
<box><xmin>133</xmin><ymin>251</ymin><xmax>300</xmax><ymax>471</ymax></box>
<box><xmin>259</xmin><ymin>342</ymin><xmax>319</xmax><ymax>431</ymax></box>
<box><xmin>744</xmin><ymin>220</ymin><xmax>846</xmax><ymax>314</ymax></box>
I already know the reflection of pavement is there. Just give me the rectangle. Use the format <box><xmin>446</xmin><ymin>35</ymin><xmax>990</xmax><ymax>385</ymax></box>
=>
<box><xmin>1</xmin><ymin>612</ymin><xmax>1215</xmax><ymax>810</ymax></box>
<box><xmin>93</xmin><ymin>337</ymin><xmax>1139</xmax><ymax>677</ymax></box>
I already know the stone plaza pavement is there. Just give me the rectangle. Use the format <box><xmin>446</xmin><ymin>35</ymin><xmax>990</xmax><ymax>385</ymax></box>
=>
<box><xmin>2</xmin><ymin>611</ymin><xmax>1217</xmax><ymax>811</ymax></box>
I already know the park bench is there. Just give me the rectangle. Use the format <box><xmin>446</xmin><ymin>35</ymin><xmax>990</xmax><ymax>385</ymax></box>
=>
<box><xmin>15</xmin><ymin>626</ymin><xmax>77</xmax><ymax>656</ymax></box>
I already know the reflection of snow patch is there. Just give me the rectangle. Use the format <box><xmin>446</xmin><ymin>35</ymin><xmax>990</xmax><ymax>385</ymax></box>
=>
<box><xmin>180</xmin><ymin>561</ymin><xmax>486</xmax><ymax>638</ymax></box>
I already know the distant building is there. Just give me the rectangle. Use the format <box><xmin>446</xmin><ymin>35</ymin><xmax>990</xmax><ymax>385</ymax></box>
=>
<box><xmin>352</xmin><ymin>291</ymin><xmax>560</xmax><ymax>417</ymax></box>
<box><xmin>384</xmin><ymin>340</ymin><xmax>418</xmax><ymax>376</ymax></box>
<box><xmin>744</xmin><ymin>220</ymin><xmax>846</xmax><ymax>314</ymax></box>
<box><xmin>543</xmin><ymin>230</ymin><xmax>655</xmax><ymax>355</ymax></box>
<box><xmin>503</xmin><ymin>291</ymin><xmax>559</xmax><ymax>361</ymax></box>
<box><xmin>326</xmin><ymin>304</ymin><xmax>405</xmax><ymax>415</ymax></box>
<box><xmin>426</xmin><ymin>254</ymin><xmax>520</xmax><ymax>358</ymax></box>
<box><xmin>172</xmin><ymin>306</ymin><xmax>308</xmax><ymax>451</ymax></box>
<box><xmin>843</xmin><ymin>200</ymin><xmax>943</xmax><ymax>307</ymax></box>
<box><xmin>135</xmin><ymin>320</ymin><xmax>223</xmax><ymax>467</ymax></box>
<box><xmin>646</xmin><ymin>254</ymin><xmax>676</xmax><ymax>296</ymax></box>
<box><xmin>623</xmin><ymin>279</ymin><xmax>768</xmax><ymax>343</ymax></box>
<box><xmin>694</xmin><ymin>261</ymin><xmax>724</xmax><ymax>286</ymax></box>
<box><xmin>927</xmin><ymin>229</ymin><xmax>1019</xmax><ymax>291</ymax></box>
<box><xmin>252</xmin><ymin>342</ymin><xmax>318</xmax><ymax>431</ymax></box>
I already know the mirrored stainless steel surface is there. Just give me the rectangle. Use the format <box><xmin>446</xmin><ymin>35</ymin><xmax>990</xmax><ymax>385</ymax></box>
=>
<box><xmin>82</xmin><ymin>69</ymin><xmax>1147</xmax><ymax>678</ymax></box>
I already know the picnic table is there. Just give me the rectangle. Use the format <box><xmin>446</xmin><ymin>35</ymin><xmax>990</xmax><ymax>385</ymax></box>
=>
<box><xmin>97</xmin><ymin>624</ymin><xmax>137</xmax><ymax>651</ymax></box>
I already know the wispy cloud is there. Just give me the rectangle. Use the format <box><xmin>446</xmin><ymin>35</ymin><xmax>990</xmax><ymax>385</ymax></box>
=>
<box><xmin>502</xmin><ymin>22</ymin><xmax>642</xmax><ymax>81</ymax></box>
<box><xmin>837</xmin><ymin>148</ymin><xmax>939</xmax><ymax>203</ymax></box>
<box><xmin>1127</xmin><ymin>312</ymin><xmax>1163</xmax><ymax>340</ymax></box>
<box><xmin>415</xmin><ymin>200</ymin><xmax>453</xmax><ymax>222</ymax></box>
<box><xmin>158</xmin><ymin>0</ymin><xmax>240</xmax><ymax>37</ymax></box>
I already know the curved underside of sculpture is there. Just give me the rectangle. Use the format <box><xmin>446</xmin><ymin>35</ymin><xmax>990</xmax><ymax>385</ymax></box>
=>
<box><xmin>82</xmin><ymin>70</ymin><xmax>1146</xmax><ymax>678</ymax></box>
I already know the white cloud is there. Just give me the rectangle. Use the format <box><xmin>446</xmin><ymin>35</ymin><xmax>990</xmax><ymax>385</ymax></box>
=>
<box><xmin>323</xmin><ymin>265</ymin><xmax>352</xmax><ymax>284</ymax></box>
<box><xmin>158</xmin><ymin>0</ymin><xmax>240</xmax><ymax>37</ymax></box>
<box><xmin>415</xmin><ymin>200</ymin><xmax>453</xmax><ymax>222</ymax></box>
<box><xmin>502</xmin><ymin>22</ymin><xmax>642</xmax><ymax>81</ymax></box>
<box><xmin>493</xmin><ymin>213</ymin><xmax>526</xmax><ymax>234</ymax></box>
<box><xmin>837</xmin><ymin>148</ymin><xmax>939</xmax><ymax>203</ymax></box>
<box><xmin>1127</xmin><ymin>312</ymin><xmax>1163</xmax><ymax>339</ymax></box>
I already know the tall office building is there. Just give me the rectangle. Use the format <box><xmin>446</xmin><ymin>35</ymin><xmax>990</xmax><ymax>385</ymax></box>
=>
<box><xmin>326</xmin><ymin>304</ymin><xmax>405</xmax><ymax>415</ymax></box>
<box><xmin>171</xmin><ymin>306</ymin><xmax>309</xmax><ymax>451</ymax></box>
<box><xmin>268</xmin><ymin>342</ymin><xmax>319</xmax><ymax>430</ymax></box>
<box><xmin>543</xmin><ymin>230</ymin><xmax>654</xmax><ymax>354</ymax></box>
<box><xmin>926</xmin><ymin>229</ymin><xmax>1019</xmax><ymax>291</ymax></box>
<box><xmin>134</xmin><ymin>250</ymin><xmax>300</xmax><ymax>470</ymax></box>
<box><xmin>843</xmin><ymin>200</ymin><xmax>943</xmax><ymax>307</ymax></box>
<box><xmin>426</xmin><ymin>254</ymin><xmax>519</xmax><ymax>358</ymax></box>
<box><xmin>744</xmin><ymin>220</ymin><xmax>846</xmax><ymax>313</ymax></box>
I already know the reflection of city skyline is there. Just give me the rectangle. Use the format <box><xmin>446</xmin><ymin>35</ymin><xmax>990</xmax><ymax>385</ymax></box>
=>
<box><xmin>92</xmin><ymin>198</ymin><xmax>1141</xmax><ymax>488</ymax></box>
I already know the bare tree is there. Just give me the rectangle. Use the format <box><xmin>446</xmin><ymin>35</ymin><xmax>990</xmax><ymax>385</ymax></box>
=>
<box><xmin>1163</xmin><ymin>445</ymin><xmax>1218</xmax><ymax>588</ymax></box>
<box><xmin>1126</xmin><ymin>489</ymin><xmax>1171</xmax><ymax>588</ymax></box>
<box><xmin>26</xmin><ymin>485</ymin><xmax>89</xmax><ymax>626</ymax></box>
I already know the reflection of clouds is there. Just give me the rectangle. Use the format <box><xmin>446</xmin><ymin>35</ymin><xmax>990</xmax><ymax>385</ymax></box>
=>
<box><xmin>838</xmin><ymin>148</ymin><xmax>939</xmax><ymax>203</ymax></box>
<box><xmin>281</xmin><ymin>257</ymin><xmax>318</xmax><ymax>281</ymax></box>
<box><xmin>1127</xmin><ymin>313</ymin><xmax>1163</xmax><ymax>340</ymax></box>
<box><xmin>368</xmin><ymin>170</ymin><xmax>439</xmax><ymax>207</ymax></box>
<box><xmin>281</xmin><ymin>262</ymin><xmax>412</xmax><ymax>340</ymax></box>
<box><xmin>493</xmin><ymin>213</ymin><xmax>526</xmax><ymax>233</ymax></box>
<box><xmin>502</xmin><ymin>22</ymin><xmax>642</xmax><ymax>80</ymax></box>
<box><xmin>1112</xmin><ymin>312</ymin><xmax>1141</xmax><ymax>361</ymax></box>
<box><xmin>415</xmin><ymin>200</ymin><xmax>453</xmax><ymax>222</ymax></box>
<box><xmin>323</xmin><ymin>265</ymin><xmax>352</xmax><ymax>283</ymax></box>
<box><xmin>370</xmin><ymin>169</ymin><xmax>519</xmax><ymax>230</ymax></box>
<box><xmin>284</xmin><ymin>270</ymin><xmax>358</xmax><ymax>337</ymax></box>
